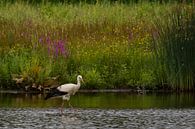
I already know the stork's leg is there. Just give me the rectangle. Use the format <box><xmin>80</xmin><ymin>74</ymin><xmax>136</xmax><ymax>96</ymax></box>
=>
<box><xmin>68</xmin><ymin>101</ymin><xmax>73</xmax><ymax>109</ymax></box>
<box><xmin>68</xmin><ymin>101</ymin><xmax>78</xmax><ymax>112</ymax></box>
<box><xmin>61</xmin><ymin>100</ymin><xmax>64</xmax><ymax>114</ymax></box>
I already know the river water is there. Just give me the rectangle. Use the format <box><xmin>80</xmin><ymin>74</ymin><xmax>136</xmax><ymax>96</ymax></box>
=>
<box><xmin>0</xmin><ymin>92</ymin><xmax>195</xmax><ymax>129</ymax></box>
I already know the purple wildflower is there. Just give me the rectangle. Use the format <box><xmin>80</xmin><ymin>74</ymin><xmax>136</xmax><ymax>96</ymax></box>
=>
<box><xmin>58</xmin><ymin>40</ymin><xmax>65</xmax><ymax>53</ymax></box>
<box><xmin>37</xmin><ymin>33</ymin><xmax>69</xmax><ymax>58</ymax></box>
<box><xmin>54</xmin><ymin>41</ymin><xmax>59</xmax><ymax>58</ymax></box>
<box><xmin>46</xmin><ymin>36</ymin><xmax>51</xmax><ymax>45</ymax></box>
<box><xmin>39</xmin><ymin>36</ymin><xmax>43</xmax><ymax>45</ymax></box>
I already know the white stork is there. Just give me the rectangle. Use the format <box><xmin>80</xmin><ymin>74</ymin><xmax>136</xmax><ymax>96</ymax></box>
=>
<box><xmin>45</xmin><ymin>75</ymin><xmax>84</xmax><ymax>113</ymax></box>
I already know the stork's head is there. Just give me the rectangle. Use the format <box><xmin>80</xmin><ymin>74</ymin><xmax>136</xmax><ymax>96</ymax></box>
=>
<box><xmin>77</xmin><ymin>75</ymin><xmax>84</xmax><ymax>83</ymax></box>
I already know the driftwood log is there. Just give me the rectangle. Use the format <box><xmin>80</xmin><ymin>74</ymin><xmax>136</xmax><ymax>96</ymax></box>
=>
<box><xmin>12</xmin><ymin>74</ymin><xmax>60</xmax><ymax>92</ymax></box>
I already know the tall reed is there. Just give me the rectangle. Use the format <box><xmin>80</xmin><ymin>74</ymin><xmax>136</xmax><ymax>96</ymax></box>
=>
<box><xmin>152</xmin><ymin>4</ymin><xmax>195</xmax><ymax>91</ymax></box>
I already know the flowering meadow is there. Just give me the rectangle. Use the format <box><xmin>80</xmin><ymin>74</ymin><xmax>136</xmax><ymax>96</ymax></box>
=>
<box><xmin>0</xmin><ymin>1</ymin><xmax>194</xmax><ymax>91</ymax></box>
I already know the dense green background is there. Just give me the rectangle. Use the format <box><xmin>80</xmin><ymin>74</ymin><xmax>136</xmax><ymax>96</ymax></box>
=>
<box><xmin>0</xmin><ymin>1</ymin><xmax>194</xmax><ymax>91</ymax></box>
<box><xmin>0</xmin><ymin>0</ymin><xmax>194</xmax><ymax>4</ymax></box>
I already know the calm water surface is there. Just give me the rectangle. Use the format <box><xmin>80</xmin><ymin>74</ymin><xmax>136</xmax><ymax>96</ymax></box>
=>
<box><xmin>0</xmin><ymin>92</ymin><xmax>195</xmax><ymax>129</ymax></box>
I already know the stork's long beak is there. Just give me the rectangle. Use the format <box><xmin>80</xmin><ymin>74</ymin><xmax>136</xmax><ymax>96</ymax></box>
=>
<box><xmin>81</xmin><ymin>79</ymin><xmax>85</xmax><ymax>85</ymax></box>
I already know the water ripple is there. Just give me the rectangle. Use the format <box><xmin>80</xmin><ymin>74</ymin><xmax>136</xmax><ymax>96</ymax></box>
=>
<box><xmin>0</xmin><ymin>108</ymin><xmax>195</xmax><ymax>129</ymax></box>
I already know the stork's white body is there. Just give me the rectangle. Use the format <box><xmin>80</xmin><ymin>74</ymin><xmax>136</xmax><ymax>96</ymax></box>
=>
<box><xmin>57</xmin><ymin>83</ymin><xmax>81</xmax><ymax>101</ymax></box>
<box><xmin>45</xmin><ymin>75</ymin><xmax>83</xmax><ymax>114</ymax></box>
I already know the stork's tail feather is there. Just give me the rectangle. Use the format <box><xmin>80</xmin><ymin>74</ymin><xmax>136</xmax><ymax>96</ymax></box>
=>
<box><xmin>44</xmin><ymin>88</ymin><xmax>68</xmax><ymax>100</ymax></box>
<box><xmin>44</xmin><ymin>92</ymin><xmax>54</xmax><ymax>100</ymax></box>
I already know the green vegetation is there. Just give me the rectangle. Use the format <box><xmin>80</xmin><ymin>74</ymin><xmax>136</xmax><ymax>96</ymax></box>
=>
<box><xmin>152</xmin><ymin>4</ymin><xmax>195</xmax><ymax>91</ymax></box>
<box><xmin>0</xmin><ymin>1</ymin><xmax>194</xmax><ymax>91</ymax></box>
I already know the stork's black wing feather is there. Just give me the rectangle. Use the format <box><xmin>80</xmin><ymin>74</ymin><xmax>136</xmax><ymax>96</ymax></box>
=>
<box><xmin>44</xmin><ymin>88</ymin><xmax>68</xmax><ymax>100</ymax></box>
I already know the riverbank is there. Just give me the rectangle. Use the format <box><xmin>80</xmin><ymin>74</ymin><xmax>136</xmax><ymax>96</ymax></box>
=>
<box><xmin>0</xmin><ymin>88</ymin><xmax>190</xmax><ymax>94</ymax></box>
<box><xmin>0</xmin><ymin>1</ymin><xmax>194</xmax><ymax>91</ymax></box>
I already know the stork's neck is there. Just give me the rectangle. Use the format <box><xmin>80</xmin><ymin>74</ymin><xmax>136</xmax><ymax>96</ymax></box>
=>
<box><xmin>77</xmin><ymin>78</ymin><xmax>81</xmax><ymax>87</ymax></box>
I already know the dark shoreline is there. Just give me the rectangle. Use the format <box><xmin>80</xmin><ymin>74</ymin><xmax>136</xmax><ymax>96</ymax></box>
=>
<box><xmin>0</xmin><ymin>89</ymin><xmax>136</xmax><ymax>94</ymax></box>
<box><xmin>0</xmin><ymin>89</ymin><xmax>191</xmax><ymax>94</ymax></box>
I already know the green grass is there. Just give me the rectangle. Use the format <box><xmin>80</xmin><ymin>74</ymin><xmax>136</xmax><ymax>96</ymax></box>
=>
<box><xmin>152</xmin><ymin>4</ymin><xmax>195</xmax><ymax>91</ymax></box>
<box><xmin>0</xmin><ymin>1</ymin><xmax>194</xmax><ymax>91</ymax></box>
